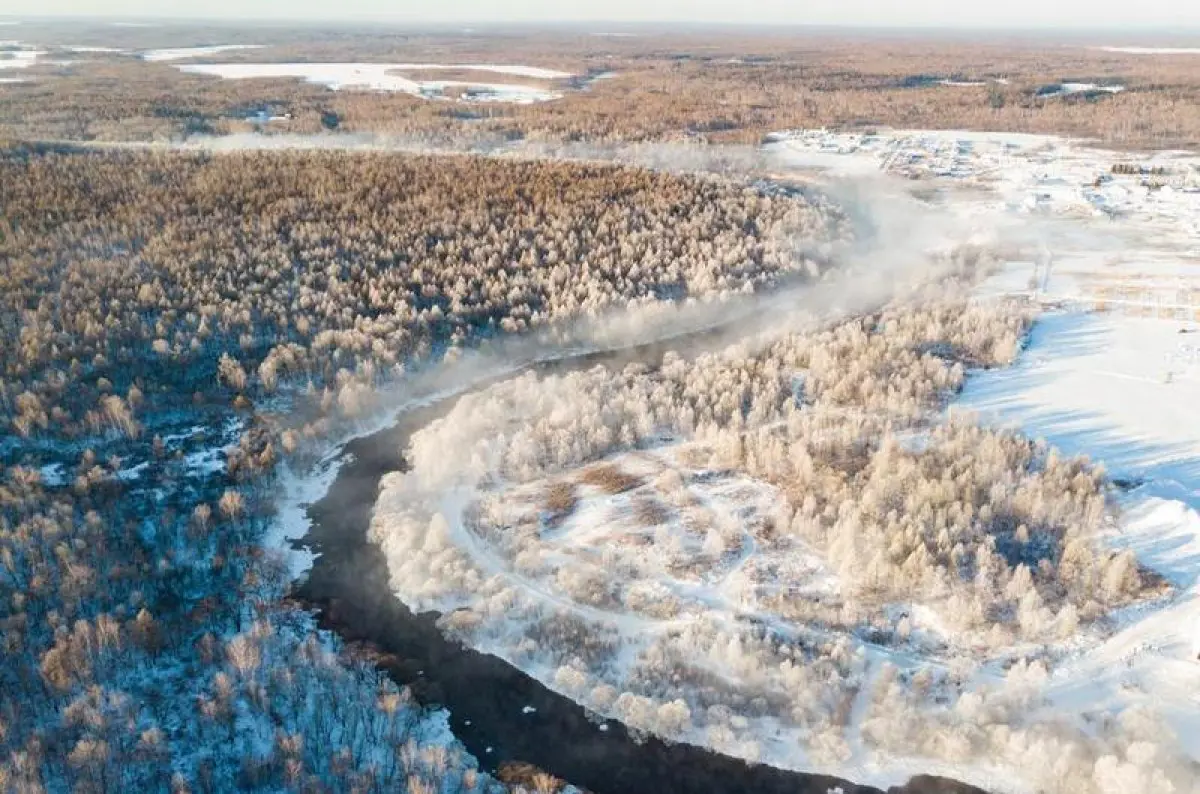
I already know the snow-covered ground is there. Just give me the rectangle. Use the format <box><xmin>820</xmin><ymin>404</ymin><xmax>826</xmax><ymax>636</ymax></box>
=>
<box><xmin>0</xmin><ymin>46</ymin><xmax>46</xmax><ymax>70</ymax></box>
<box><xmin>767</xmin><ymin>128</ymin><xmax>1200</xmax><ymax>247</ymax></box>
<box><xmin>1038</xmin><ymin>82</ymin><xmax>1125</xmax><ymax>97</ymax></box>
<box><xmin>177</xmin><ymin>62</ymin><xmax>571</xmax><ymax>103</ymax></box>
<box><xmin>961</xmin><ymin>313</ymin><xmax>1200</xmax><ymax>489</ymax></box>
<box><xmin>38</xmin><ymin>462</ymin><xmax>66</xmax><ymax>486</ymax></box>
<box><xmin>60</xmin><ymin>45</ymin><xmax>126</xmax><ymax>54</ymax></box>
<box><xmin>1095</xmin><ymin>46</ymin><xmax>1200</xmax><ymax>55</ymax></box>
<box><xmin>364</xmin><ymin>128</ymin><xmax>1200</xmax><ymax>793</ymax></box>
<box><xmin>0</xmin><ymin>42</ymin><xmax>128</xmax><ymax>81</ymax></box>
<box><xmin>2</xmin><ymin>43</ymin><xmax>578</xmax><ymax>102</ymax></box>
<box><xmin>384</xmin><ymin>63</ymin><xmax>573</xmax><ymax>80</ymax></box>
<box><xmin>141</xmin><ymin>44</ymin><xmax>266</xmax><ymax>61</ymax></box>
<box><xmin>957</xmin><ymin>316</ymin><xmax>1200</xmax><ymax>777</ymax></box>
<box><xmin>960</xmin><ymin>263</ymin><xmax>1200</xmax><ymax>771</ymax></box>
<box><xmin>773</xmin><ymin>129</ymin><xmax>1200</xmax><ymax>788</ymax></box>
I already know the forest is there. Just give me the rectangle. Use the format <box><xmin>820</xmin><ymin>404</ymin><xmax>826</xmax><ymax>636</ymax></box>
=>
<box><xmin>0</xmin><ymin>143</ymin><xmax>839</xmax><ymax>792</ymax></box>
<box><xmin>4</xmin><ymin>46</ymin><xmax>1195</xmax><ymax>786</ymax></box>
<box><xmin>371</xmin><ymin>282</ymin><xmax>1186</xmax><ymax>794</ymax></box>
<box><xmin>4</xmin><ymin>25</ymin><xmax>1200</xmax><ymax>148</ymax></box>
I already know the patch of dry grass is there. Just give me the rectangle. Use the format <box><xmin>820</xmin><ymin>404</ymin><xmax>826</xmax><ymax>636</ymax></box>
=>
<box><xmin>579</xmin><ymin>463</ymin><xmax>644</xmax><ymax>495</ymax></box>
<box><xmin>542</xmin><ymin>481</ymin><xmax>579</xmax><ymax>526</ymax></box>
<box><xmin>496</xmin><ymin>762</ymin><xmax>567</xmax><ymax>794</ymax></box>
<box><xmin>633</xmin><ymin>496</ymin><xmax>670</xmax><ymax>527</ymax></box>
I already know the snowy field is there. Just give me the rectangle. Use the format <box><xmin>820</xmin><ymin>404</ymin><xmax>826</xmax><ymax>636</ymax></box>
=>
<box><xmin>768</xmin><ymin>130</ymin><xmax>1200</xmax><ymax>788</ymax></box>
<box><xmin>363</xmin><ymin>128</ymin><xmax>1200</xmax><ymax>793</ymax></box>
<box><xmin>770</xmin><ymin>131</ymin><xmax>1200</xmax><ymax>787</ymax></box>
<box><xmin>141</xmin><ymin>44</ymin><xmax>265</xmax><ymax>61</ymax></box>
<box><xmin>933</xmin><ymin>123</ymin><xmax>1200</xmax><ymax>771</ymax></box>
<box><xmin>1037</xmin><ymin>82</ymin><xmax>1124</xmax><ymax>97</ymax></box>
<box><xmin>0</xmin><ymin>42</ymin><xmax>577</xmax><ymax>104</ymax></box>
<box><xmin>767</xmin><ymin>128</ymin><xmax>1200</xmax><ymax>253</ymax></box>
<box><xmin>0</xmin><ymin>45</ymin><xmax>47</xmax><ymax>86</ymax></box>
<box><xmin>0</xmin><ymin>45</ymin><xmax>46</xmax><ymax>70</ymax></box>
<box><xmin>961</xmin><ymin>311</ymin><xmax>1200</xmax><ymax>764</ymax></box>
<box><xmin>61</xmin><ymin>45</ymin><xmax>126</xmax><ymax>53</ymax></box>
<box><xmin>177</xmin><ymin>62</ymin><xmax>573</xmax><ymax>103</ymax></box>
<box><xmin>1094</xmin><ymin>46</ymin><xmax>1200</xmax><ymax>55</ymax></box>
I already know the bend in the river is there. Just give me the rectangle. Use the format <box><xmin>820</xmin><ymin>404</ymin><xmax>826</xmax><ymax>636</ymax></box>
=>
<box><xmin>294</xmin><ymin>340</ymin><xmax>991</xmax><ymax>794</ymax></box>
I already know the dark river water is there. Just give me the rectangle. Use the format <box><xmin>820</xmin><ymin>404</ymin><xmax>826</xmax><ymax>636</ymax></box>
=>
<box><xmin>294</xmin><ymin>340</ymin><xmax>991</xmax><ymax>794</ymax></box>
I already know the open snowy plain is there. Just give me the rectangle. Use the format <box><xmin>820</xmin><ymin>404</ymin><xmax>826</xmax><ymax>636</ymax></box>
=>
<box><xmin>1</xmin><ymin>38</ymin><xmax>578</xmax><ymax>103</ymax></box>
<box><xmin>362</xmin><ymin>129</ymin><xmax>1200</xmax><ymax>793</ymax></box>
<box><xmin>176</xmin><ymin>61</ymin><xmax>574</xmax><ymax>103</ymax></box>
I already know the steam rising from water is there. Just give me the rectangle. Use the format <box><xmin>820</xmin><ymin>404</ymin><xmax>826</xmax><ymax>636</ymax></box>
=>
<box><xmin>254</xmin><ymin>131</ymin><xmax>1195</xmax><ymax>794</ymax></box>
<box><xmin>162</xmin><ymin>128</ymin><xmax>1137</xmax><ymax>423</ymax></box>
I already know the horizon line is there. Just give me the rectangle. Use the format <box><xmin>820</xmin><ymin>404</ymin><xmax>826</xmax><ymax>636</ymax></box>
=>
<box><xmin>2</xmin><ymin>15</ymin><xmax>1200</xmax><ymax>33</ymax></box>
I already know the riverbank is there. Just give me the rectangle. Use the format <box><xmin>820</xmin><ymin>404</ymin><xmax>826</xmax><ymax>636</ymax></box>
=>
<box><xmin>294</xmin><ymin>354</ymin><xmax>990</xmax><ymax>794</ymax></box>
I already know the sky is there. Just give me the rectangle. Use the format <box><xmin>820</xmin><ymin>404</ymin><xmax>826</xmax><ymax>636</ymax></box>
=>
<box><xmin>3</xmin><ymin>0</ymin><xmax>1200</xmax><ymax>29</ymax></box>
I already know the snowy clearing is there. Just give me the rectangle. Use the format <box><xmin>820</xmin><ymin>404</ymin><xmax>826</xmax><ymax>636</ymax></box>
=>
<box><xmin>959</xmin><ymin>312</ymin><xmax>1200</xmax><ymax>766</ymax></box>
<box><xmin>0</xmin><ymin>47</ymin><xmax>46</xmax><ymax>70</ymax></box>
<box><xmin>961</xmin><ymin>313</ymin><xmax>1200</xmax><ymax>486</ymax></box>
<box><xmin>1095</xmin><ymin>46</ymin><xmax>1200</xmax><ymax>55</ymax></box>
<box><xmin>177</xmin><ymin>62</ymin><xmax>573</xmax><ymax>103</ymax></box>
<box><xmin>141</xmin><ymin>45</ymin><xmax>266</xmax><ymax>61</ymax></box>
<box><xmin>38</xmin><ymin>463</ymin><xmax>66</xmax><ymax>486</ymax></box>
<box><xmin>61</xmin><ymin>45</ymin><xmax>127</xmax><ymax>54</ymax></box>
<box><xmin>1038</xmin><ymin>82</ymin><xmax>1125</xmax><ymax>98</ymax></box>
<box><xmin>384</xmin><ymin>63</ymin><xmax>573</xmax><ymax>80</ymax></box>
